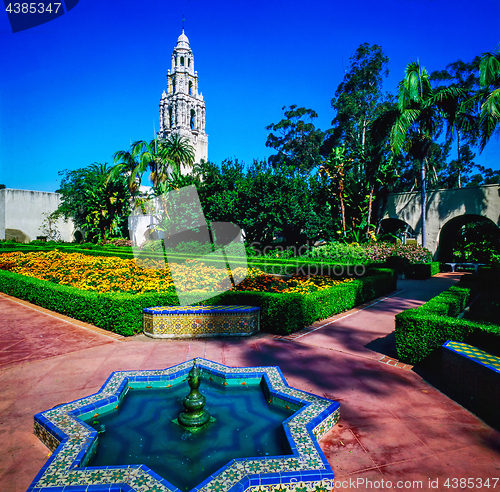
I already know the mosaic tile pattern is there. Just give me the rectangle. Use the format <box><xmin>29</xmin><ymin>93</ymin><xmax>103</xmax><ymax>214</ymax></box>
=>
<box><xmin>143</xmin><ymin>305</ymin><xmax>260</xmax><ymax>338</ymax></box>
<box><xmin>443</xmin><ymin>341</ymin><xmax>500</xmax><ymax>374</ymax></box>
<box><xmin>144</xmin><ymin>305</ymin><xmax>260</xmax><ymax>315</ymax></box>
<box><xmin>29</xmin><ymin>359</ymin><xmax>340</xmax><ymax>492</ymax></box>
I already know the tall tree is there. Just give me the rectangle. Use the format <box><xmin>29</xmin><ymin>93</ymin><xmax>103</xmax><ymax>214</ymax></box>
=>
<box><xmin>328</xmin><ymin>43</ymin><xmax>393</xmax><ymax>237</ymax></box>
<box><xmin>389</xmin><ymin>61</ymin><xmax>462</xmax><ymax>247</ymax></box>
<box><xmin>430</xmin><ymin>57</ymin><xmax>481</xmax><ymax>186</ymax></box>
<box><xmin>329</xmin><ymin>43</ymin><xmax>390</xmax><ymax>153</ymax></box>
<box><xmin>265</xmin><ymin>105</ymin><xmax>325</xmax><ymax>172</ymax></box>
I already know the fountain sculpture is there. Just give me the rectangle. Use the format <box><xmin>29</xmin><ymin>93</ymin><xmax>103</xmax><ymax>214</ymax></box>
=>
<box><xmin>174</xmin><ymin>361</ymin><xmax>215</xmax><ymax>431</ymax></box>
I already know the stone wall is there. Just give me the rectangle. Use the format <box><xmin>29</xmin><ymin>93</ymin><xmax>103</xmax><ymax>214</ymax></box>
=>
<box><xmin>0</xmin><ymin>189</ymin><xmax>75</xmax><ymax>243</ymax></box>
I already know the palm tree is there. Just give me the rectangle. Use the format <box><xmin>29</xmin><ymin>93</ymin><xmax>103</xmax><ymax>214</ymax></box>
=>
<box><xmin>87</xmin><ymin>162</ymin><xmax>112</xmax><ymax>180</ymax></box>
<box><xmin>107</xmin><ymin>146</ymin><xmax>146</xmax><ymax>211</ymax></box>
<box><xmin>389</xmin><ymin>61</ymin><xmax>462</xmax><ymax>248</ymax></box>
<box><xmin>109</xmin><ymin>148</ymin><xmax>142</xmax><ymax>192</ymax></box>
<box><xmin>131</xmin><ymin>138</ymin><xmax>173</xmax><ymax>188</ymax></box>
<box><xmin>430</xmin><ymin>58</ymin><xmax>481</xmax><ymax>187</ymax></box>
<box><xmin>163</xmin><ymin>133</ymin><xmax>196</xmax><ymax>174</ymax></box>
<box><xmin>478</xmin><ymin>46</ymin><xmax>500</xmax><ymax>151</ymax></box>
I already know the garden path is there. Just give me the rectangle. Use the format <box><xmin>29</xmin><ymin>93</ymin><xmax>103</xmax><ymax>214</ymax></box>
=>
<box><xmin>1</xmin><ymin>273</ymin><xmax>499</xmax><ymax>492</ymax></box>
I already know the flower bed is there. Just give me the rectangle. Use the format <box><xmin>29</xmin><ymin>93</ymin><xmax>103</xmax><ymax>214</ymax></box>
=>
<box><xmin>365</xmin><ymin>242</ymin><xmax>432</xmax><ymax>264</ymax></box>
<box><xmin>0</xmin><ymin>251</ymin><xmax>353</xmax><ymax>295</ymax></box>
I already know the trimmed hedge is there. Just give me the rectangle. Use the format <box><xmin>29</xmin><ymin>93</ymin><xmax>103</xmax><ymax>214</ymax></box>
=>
<box><xmin>0</xmin><ymin>270</ymin><xmax>177</xmax><ymax>336</ymax></box>
<box><xmin>369</xmin><ymin>260</ymin><xmax>440</xmax><ymax>279</ymax></box>
<box><xmin>395</xmin><ymin>312</ymin><xmax>485</xmax><ymax>364</ymax></box>
<box><xmin>406</xmin><ymin>262</ymin><xmax>440</xmax><ymax>279</ymax></box>
<box><xmin>0</xmin><ymin>267</ymin><xmax>396</xmax><ymax>337</ymax></box>
<box><xmin>395</xmin><ymin>284</ymin><xmax>496</xmax><ymax>364</ymax></box>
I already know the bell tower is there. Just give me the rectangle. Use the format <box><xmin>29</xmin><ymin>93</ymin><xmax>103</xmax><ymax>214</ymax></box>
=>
<box><xmin>158</xmin><ymin>29</ymin><xmax>208</xmax><ymax>166</ymax></box>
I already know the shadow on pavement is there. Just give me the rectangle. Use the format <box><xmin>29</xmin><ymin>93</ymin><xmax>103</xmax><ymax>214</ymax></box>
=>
<box><xmin>364</xmin><ymin>331</ymin><xmax>399</xmax><ymax>359</ymax></box>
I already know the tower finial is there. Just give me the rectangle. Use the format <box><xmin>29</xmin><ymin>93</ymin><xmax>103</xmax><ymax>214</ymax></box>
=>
<box><xmin>182</xmin><ymin>15</ymin><xmax>185</xmax><ymax>33</ymax></box>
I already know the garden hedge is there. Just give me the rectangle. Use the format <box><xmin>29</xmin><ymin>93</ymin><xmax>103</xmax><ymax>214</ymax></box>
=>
<box><xmin>406</xmin><ymin>262</ymin><xmax>440</xmax><ymax>279</ymax></box>
<box><xmin>0</xmin><ymin>270</ymin><xmax>177</xmax><ymax>336</ymax></box>
<box><xmin>395</xmin><ymin>282</ymin><xmax>499</xmax><ymax>364</ymax></box>
<box><xmin>0</xmin><ymin>267</ymin><xmax>396</xmax><ymax>336</ymax></box>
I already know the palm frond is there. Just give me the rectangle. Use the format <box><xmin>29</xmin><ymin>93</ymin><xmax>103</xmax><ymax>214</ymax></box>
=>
<box><xmin>479</xmin><ymin>46</ymin><xmax>500</xmax><ymax>88</ymax></box>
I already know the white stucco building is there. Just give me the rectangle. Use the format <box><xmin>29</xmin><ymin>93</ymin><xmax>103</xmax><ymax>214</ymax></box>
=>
<box><xmin>0</xmin><ymin>188</ymin><xmax>75</xmax><ymax>243</ymax></box>
<box><xmin>157</xmin><ymin>29</ymin><xmax>208</xmax><ymax>165</ymax></box>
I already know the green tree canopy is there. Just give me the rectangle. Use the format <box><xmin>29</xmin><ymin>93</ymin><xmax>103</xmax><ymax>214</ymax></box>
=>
<box><xmin>196</xmin><ymin>159</ymin><xmax>336</xmax><ymax>247</ymax></box>
<box><xmin>477</xmin><ymin>46</ymin><xmax>500</xmax><ymax>151</ymax></box>
<box><xmin>329</xmin><ymin>43</ymin><xmax>391</xmax><ymax>153</ymax></box>
<box><xmin>56</xmin><ymin>163</ymin><xmax>131</xmax><ymax>242</ymax></box>
<box><xmin>265</xmin><ymin>105</ymin><xmax>325</xmax><ymax>172</ymax></box>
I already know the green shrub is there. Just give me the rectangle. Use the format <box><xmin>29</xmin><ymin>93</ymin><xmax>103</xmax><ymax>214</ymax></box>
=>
<box><xmin>395</xmin><ymin>283</ymin><xmax>498</xmax><ymax>363</ymax></box>
<box><xmin>395</xmin><ymin>310</ymin><xmax>481</xmax><ymax>364</ymax></box>
<box><xmin>0</xmin><ymin>270</ymin><xmax>177</xmax><ymax>336</ymax></box>
<box><xmin>301</xmin><ymin>242</ymin><xmax>368</xmax><ymax>264</ymax></box>
<box><xmin>406</xmin><ymin>262</ymin><xmax>440</xmax><ymax>279</ymax></box>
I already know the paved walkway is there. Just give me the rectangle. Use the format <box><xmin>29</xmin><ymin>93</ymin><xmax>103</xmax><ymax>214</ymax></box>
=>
<box><xmin>1</xmin><ymin>273</ymin><xmax>499</xmax><ymax>492</ymax></box>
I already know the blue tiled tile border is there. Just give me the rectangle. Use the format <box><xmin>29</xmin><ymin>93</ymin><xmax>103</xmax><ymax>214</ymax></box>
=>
<box><xmin>443</xmin><ymin>340</ymin><xmax>500</xmax><ymax>374</ymax></box>
<box><xmin>143</xmin><ymin>305</ymin><xmax>261</xmax><ymax>315</ymax></box>
<box><xmin>29</xmin><ymin>359</ymin><xmax>340</xmax><ymax>492</ymax></box>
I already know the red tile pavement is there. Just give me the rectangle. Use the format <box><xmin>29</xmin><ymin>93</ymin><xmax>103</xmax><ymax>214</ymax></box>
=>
<box><xmin>0</xmin><ymin>293</ymin><xmax>121</xmax><ymax>370</ymax></box>
<box><xmin>1</xmin><ymin>273</ymin><xmax>499</xmax><ymax>492</ymax></box>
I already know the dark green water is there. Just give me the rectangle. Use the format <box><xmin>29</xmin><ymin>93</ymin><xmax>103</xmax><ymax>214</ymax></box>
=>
<box><xmin>86</xmin><ymin>380</ymin><xmax>293</xmax><ymax>491</ymax></box>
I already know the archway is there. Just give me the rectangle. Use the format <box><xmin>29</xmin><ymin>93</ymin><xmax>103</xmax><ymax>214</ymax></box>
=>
<box><xmin>5</xmin><ymin>229</ymin><xmax>30</xmax><ymax>243</ymax></box>
<box><xmin>438</xmin><ymin>215</ymin><xmax>500</xmax><ymax>263</ymax></box>
<box><xmin>378</xmin><ymin>218</ymin><xmax>416</xmax><ymax>244</ymax></box>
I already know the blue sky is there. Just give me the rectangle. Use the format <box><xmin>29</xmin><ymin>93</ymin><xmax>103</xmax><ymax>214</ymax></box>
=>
<box><xmin>1</xmin><ymin>0</ymin><xmax>499</xmax><ymax>192</ymax></box>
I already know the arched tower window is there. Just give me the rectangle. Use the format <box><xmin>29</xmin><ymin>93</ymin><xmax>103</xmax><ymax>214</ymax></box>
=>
<box><xmin>180</xmin><ymin>56</ymin><xmax>184</xmax><ymax>66</ymax></box>
<box><xmin>188</xmin><ymin>58</ymin><xmax>191</xmax><ymax>67</ymax></box>
<box><xmin>169</xmin><ymin>107</ymin><xmax>173</xmax><ymax>128</ymax></box>
<box><xmin>190</xmin><ymin>109</ymin><xmax>196</xmax><ymax>130</ymax></box>
<box><xmin>189</xmin><ymin>81</ymin><xmax>193</xmax><ymax>95</ymax></box>
<box><xmin>172</xmin><ymin>76</ymin><xmax>176</xmax><ymax>93</ymax></box>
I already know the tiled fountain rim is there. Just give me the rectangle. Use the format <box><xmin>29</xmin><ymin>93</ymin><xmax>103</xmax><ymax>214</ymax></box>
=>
<box><xmin>29</xmin><ymin>359</ymin><xmax>340</xmax><ymax>492</ymax></box>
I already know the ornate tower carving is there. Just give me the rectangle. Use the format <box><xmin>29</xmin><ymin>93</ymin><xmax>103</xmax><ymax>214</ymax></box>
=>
<box><xmin>158</xmin><ymin>29</ymin><xmax>208</xmax><ymax>167</ymax></box>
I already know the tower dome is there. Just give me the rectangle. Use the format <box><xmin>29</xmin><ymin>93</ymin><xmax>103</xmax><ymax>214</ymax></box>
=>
<box><xmin>177</xmin><ymin>29</ymin><xmax>190</xmax><ymax>49</ymax></box>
